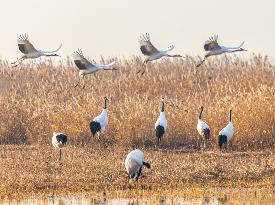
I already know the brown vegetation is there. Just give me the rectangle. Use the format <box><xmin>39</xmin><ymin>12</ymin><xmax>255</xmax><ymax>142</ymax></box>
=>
<box><xmin>0</xmin><ymin>145</ymin><xmax>274</xmax><ymax>199</ymax></box>
<box><xmin>0</xmin><ymin>55</ymin><xmax>274</xmax><ymax>197</ymax></box>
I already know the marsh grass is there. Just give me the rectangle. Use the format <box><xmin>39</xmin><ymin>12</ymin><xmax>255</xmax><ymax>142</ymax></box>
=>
<box><xmin>0</xmin><ymin>145</ymin><xmax>274</xmax><ymax>199</ymax></box>
<box><xmin>0</xmin><ymin>55</ymin><xmax>274</xmax><ymax>197</ymax></box>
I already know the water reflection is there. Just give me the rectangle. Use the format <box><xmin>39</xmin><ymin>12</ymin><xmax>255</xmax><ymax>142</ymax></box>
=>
<box><xmin>1</xmin><ymin>188</ymin><xmax>273</xmax><ymax>205</ymax></box>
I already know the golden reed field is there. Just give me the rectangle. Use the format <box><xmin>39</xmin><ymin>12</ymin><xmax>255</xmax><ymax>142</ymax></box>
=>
<box><xmin>0</xmin><ymin>55</ymin><xmax>274</xmax><ymax>198</ymax></box>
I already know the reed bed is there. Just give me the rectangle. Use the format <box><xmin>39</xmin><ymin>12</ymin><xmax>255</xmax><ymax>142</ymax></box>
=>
<box><xmin>0</xmin><ymin>55</ymin><xmax>273</xmax><ymax>149</ymax></box>
<box><xmin>0</xmin><ymin>55</ymin><xmax>274</xmax><ymax>196</ymax></box>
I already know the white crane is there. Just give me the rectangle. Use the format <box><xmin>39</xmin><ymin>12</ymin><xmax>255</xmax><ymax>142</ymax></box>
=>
<box><xmin>155</xmin><ymin>97</ymin><xmax>168</xmax><ymax>144</ymax></box>
<box><xmin>72</xmin><ymin>49</ymin><xmax>117</xmax><ymax>88</ymax></box>
<box><xmin>197</xmin><ymin>106</ymin><xmax>211</xmax><ymax>149</ymax></box>
<box><xmin>196</xmin><ymin>35</ymin><xmax>246</xmax><ymax>67</ymax></box>
<box><xmin>125</xmin><ymin>149</ymin><xmax>151</xmax><ymax>180</ymax></box>
<box><xmin>218</xmin><ymin>109</ymin><xmax>234</xmax><ymax>150</ymax></box>
<box><xmin>137</xmin><ymin>33</ymin><xmax>182</xmax><ymax>74</ymax></box>
<box><xmin>89</xmin><ymin>97</ymin><xmax>108</xmax><ymax>141</ymax></box>
<box><xmin>52</xmin><ymin>132</ymin><xmax>68</xmax><ymax>161</ymax></box>
<box><xmin>11</xmin><ymin>34</ymin><xmax>62</xmax><ymax>67</ymax></box>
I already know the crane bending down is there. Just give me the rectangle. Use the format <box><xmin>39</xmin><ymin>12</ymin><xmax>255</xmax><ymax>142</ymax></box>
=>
<box><xmin>196</xmin><ymin>35</ymin><xmax>246</xmax><ymax>67</ymax></box>
<box><xmin>11</xmin><ymin>34</ymin><xmax>62</xmax><ymax>67</ymax></box>
<box><xmin>72</xmin><ymin>49</ymin><xmax>117</xmax><ymax>88</ymax></box>
<box><xmin>125</xmin><ymin>149</ymin><xmax>151</xmax><ymax>181</ymax></box>
<box><xmin>137</xmin><ymin>33</ymin><xmax>182</xmax><ymax>75</ymax></box>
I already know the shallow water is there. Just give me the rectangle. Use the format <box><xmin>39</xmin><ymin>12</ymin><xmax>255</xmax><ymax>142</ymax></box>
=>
<box><xmin>1</xmin><ymin>188</ymin><xmax>274</xmax><ymax>205</ymax></box>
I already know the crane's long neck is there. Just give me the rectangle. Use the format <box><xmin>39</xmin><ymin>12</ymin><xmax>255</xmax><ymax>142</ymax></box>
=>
<box><xmin>104</xmin><ymin>98</ymin><xmax>107</xmax><ymax>109</ymax></box>
<box><xmin>199</xmin><ymin>107</ymin><xmax>203</xmax><ymax>119</ymax></box>
<box><xmin>166</xmin><ymin>54</ymin><xmax>182</xmax><ymax>58</ymax></box>
<box><xmin>161</xmin><ymin>100</ymin><xmax>165</xmax><ymax>112</ymax></box>
<box><xmin>229</xmin><ymin>109</ymin><xmax>232</xmax><ymax>122</ymax></box>
<box><xmin>45</xmin><ymin>54</ymin><xmax>59</xmax><ymax>56</ymax></box>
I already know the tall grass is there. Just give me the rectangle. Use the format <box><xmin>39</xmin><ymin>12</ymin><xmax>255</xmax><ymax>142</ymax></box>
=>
<box><xmin>0</xmin><ymin>55</ymin><xmax>274</xmax><ymax>150</ymax></box>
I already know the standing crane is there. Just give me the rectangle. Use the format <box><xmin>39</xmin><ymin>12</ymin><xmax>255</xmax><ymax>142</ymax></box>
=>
<box><xmin>89</xmin><ymin>97</ymin><xmax>109</xmax><ymax>141</ymax></box>
<box><xmin>155</xmin><ymin>97</ymin><xmax>168</xmax><ymax>144</ymax></box>
<box><xmin>52</xmin><ymin>132</ymin><xmax>68</xmax><ymax>162</ymax></box>
<box><xmin>197</xmin><ymin>106</ymin><xmax>211</xmax><ymax>149</ymax></box>
<box><xmin>218</xmin><ymin>109</ymin><xmax>234</xmax><ymax>151</ymax></box>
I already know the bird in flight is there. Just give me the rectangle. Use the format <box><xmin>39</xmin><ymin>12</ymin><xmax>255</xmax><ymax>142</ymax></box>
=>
<box><xmin>11</xmin><ymin>34</ymin><xmax>62</xmax><ymax>67</ymax></box>
<box><xmin>72</xmin><ymin>49</ymin><xmax>117</xmax><ymax>88</ymax></box>
<box><xmin>196</xmin><ymin>35</ymin><xmax>246</xmax><ymax>67</ymax></box>
<box><xmin>138</xmin><ymin>33</ymin><xmax>182</xmax><ymax>75</ymax></box>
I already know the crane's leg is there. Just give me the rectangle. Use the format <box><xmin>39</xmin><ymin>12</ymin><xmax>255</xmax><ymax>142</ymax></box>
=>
<box><xmin>74</xmin><ymin>74</ymin><xmax>84</xmax><ymax>88</ymax></box>
<box><xmin>11</xmin><ymin>57</ymin><xmax>22</xmax><ymax>65</ymax></box>
<box><xmin>221</xmin><ymin>143</ymin><xmax>227</xmax><ymax>152</ymax></box>
<box><xmin>196</xmin><ymin>57</ymin><xmax>206</xmax><ymax>67</ymax></box>
<box><xmin>74</xmin><ymin>77</ymin><xmax>81</xmax><ymax>87</ymax></box>
<box><xmin>97</xmin><ymin>132</ymin><xmax>101</xmax><ymax>141</ymax></box>
<box><xmin>126</xmin><ymin>171</ymin><xmax>130</xmax><ymax>179</ymax></box>
<box><xmin>230</xmin><ymin>48</ymin><xmax>247</xmax><ymax>53</ymax></box>
<box><xmin>225</xmin><ymin>143</ymin><xmax>227</xmax><ymax>151</ymax></box>
<box><xmin>82</xmin><ymin>75</ymin><xmax>87</xmax><ymax>89</ymax></box>
<box><xmin>59</xmin><ymin>149</ymin><xmax>62</xmax><ymax>161</ymax></box>
<box><xmin>137</xmin><ymin>60</ymin><xmax>147</xmax><ymax>75</ymax></box>
<box><xmin>11</xmin><ymin>57</ymin><xmax>25</xmax><ymax>68</ymax></box>
<box><xmin>141</xmin><ymin>70</ymin><xmax>146</xmax><ymax>75</ymax></box>
<box><xmin>135</xmin><ymin>167</ymin><xmax>142</xmax><ymax>181</ymax></box>
<box><xmin>203</xmin><ymin>140</ymin><xmax>206</xmax><ymax>150</ymax></box>
<box><xmin>15</xmin><ymin>59</ymin><xmax>24</xmax><ymax>68</ymax></box>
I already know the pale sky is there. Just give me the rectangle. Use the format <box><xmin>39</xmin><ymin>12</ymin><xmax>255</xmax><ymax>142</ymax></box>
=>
<box><xmin>1</xmin><ymin>0</ymin><xmax>275</xmax><ymax>61</ymax></box>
